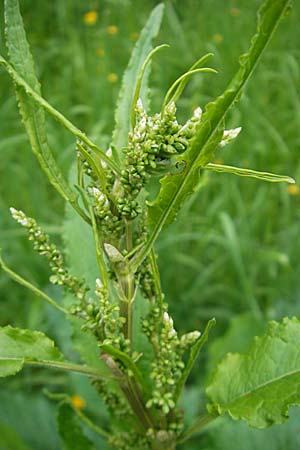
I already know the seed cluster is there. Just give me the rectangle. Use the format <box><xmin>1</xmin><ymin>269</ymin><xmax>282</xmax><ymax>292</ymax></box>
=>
<box><xmin>143</xmin><ymin>305</ymin><xmax>200</xmax><ymax>417</ymax></box>
<box><xmin>10</xmin><ymin>208</ymin><xmax>88</xmax><ymax>300</ymax></box>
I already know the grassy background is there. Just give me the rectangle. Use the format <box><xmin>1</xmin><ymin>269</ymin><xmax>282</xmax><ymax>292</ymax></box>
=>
<box><xmin>0</xmin><ymin>0</ymin><xmax>300</xmax><ymax>449</ymax></box>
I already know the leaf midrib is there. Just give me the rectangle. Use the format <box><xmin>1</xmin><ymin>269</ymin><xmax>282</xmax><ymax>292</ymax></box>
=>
<box><xmin>223</xmin><ymin>366</ymin><xmax>300</xmax><ymax>408</ymax></box>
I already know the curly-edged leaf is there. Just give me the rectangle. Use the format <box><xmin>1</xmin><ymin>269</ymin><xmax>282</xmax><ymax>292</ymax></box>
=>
<box><xmin>205</xmin><ymin>163</ymin><xmax>295</xmax><ymax>184</ymax></box>
<box><xmin>57</xmin><ymin>403</ymin><xmax>95</xmax><ymax>450</ymax></box>
<box><xmin>141</xmin><ymin>0</ymin><xmax>292</xmax><ymax>268</ymax></box>
<box><xmin>0</xmin><ymin>326</ymin><xmax>63</xmax><ymax>377</ymax></box>
<box><xmin>206</xmin><ymin>317</ymin><xmax>300</xmax><ymax>428</ymax></box>
<box><xmin>3</xmin><ymin>0</ymin><xmax>77</xmax><ymax>206</ymax></box>
<box><xmin>0</xmin><ymin>326</ymin><xmax>108</xmax><ymax>379</ymax></box>
<box><xmin>112</xmin><ymin>3</ymin><xmax>164</xmax><ymax>155</ymax></box>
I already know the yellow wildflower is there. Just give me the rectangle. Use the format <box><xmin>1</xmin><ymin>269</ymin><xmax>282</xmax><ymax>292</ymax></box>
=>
<box><xmin>96</xmin><ymin>47</ymin><xmax>105</xmax><ymax>57</ymax></box>
<box><xmin>71</xmin><ymin>395</ymin><xmax>86</xmax><ymax>410</ymax></box>
<box><xmin>230</xmin><ymin>7</ymin><xmax>241</xmax><ymax>17</ymax></box>
<box><xmin>107</xmin><ymin>73</ymin><xmax>118</xmax><ymax>83</ymax></box>
<box><xmin>107</xmin><ymin>25</ymin><xmax>119</xmax><ymax>35</ymax></box>
<box><xmin>288</xmin><ymin>184</ymin><xmax>300</xmax><ymax>196</ymax></box>
<box><xmin>83</xmin><ymin>11</ymin><xmax>98</xmax><ymax>26</ymax></box>
<box><xmin>212</xmin><ymin>33</ymin><xmax>224</xmax><ymax>44</ymax></box>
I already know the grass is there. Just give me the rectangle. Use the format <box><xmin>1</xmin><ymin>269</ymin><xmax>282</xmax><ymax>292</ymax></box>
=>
<box><xmin>0</xmin><ymin>0</ymin><xmax>299</xmax><ymax>448</ymax></box>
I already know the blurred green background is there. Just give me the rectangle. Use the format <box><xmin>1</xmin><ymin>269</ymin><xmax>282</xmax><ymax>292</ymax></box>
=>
<box><xmin>0</xmin><ymin>0</ymin><xmax>300</xmax><ymax>449</ymax></box>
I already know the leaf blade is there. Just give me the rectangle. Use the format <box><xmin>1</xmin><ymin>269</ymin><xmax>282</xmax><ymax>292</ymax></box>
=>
<box><xmin>206</xmin><ymin>317</ymin><xmax>300</xmax><ymax>428</ymax></box>
<box><xmin>4</xmin><ymin>0</ymin><xmax>77</xmax><ymax>205</ymax></box>
<box><xmin>205</xmin><ymin>163</ymin><xmax>295</xmax><ymax>183</ymax></box>
<box><xmin>112</xmin><ymin>3</ymin><xmax>164</xmax><ymax>155</ymax></box>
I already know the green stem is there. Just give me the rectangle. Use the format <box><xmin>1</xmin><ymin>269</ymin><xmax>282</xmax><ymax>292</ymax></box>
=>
<box><xmin>89</xmin><ymin>205</ymin><xmax>109</xmax><ymax>291</ymax></box>
<box><xmin>74</xmin><ymin>408</ymin><xmax>110</xmax><ymax>439</ymax></box>
<box><xmin>149</xmin><ymin>248</ymin><xmax>163</xmax><ymax>311</ymax></box>
<box><xmin>26</xmin><ymin>360</ymin><xmax>110</xmax><ymax>379</ymax></box>
<box><xmin>0</xmin><ymin>252</ymin><xmax>68</xmax><ymax>314</ymax></box>
<box><xmin>177</xmin><ymin>413</ymin><xmax>217</xmax><ymax>444</ymax></box>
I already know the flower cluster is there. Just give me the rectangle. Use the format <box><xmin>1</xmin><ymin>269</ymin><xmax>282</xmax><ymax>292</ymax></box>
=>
<box><xmin>143</xmin><ymin>307</ymin><xmax>200</xmax><ymax>417</ymax></box>
<box><xmin>71</xmin><ymin>278</ymin><xmax>129</xmax><ymax>351</ymax></box>
<box><xmin>10</xmin><ymin>208</ymin><xmax>88</xmax><ymax>300</ymax></box>
<box><xmin>123</xmin><ymin>100</ymin><xmax>198</xmax><ymax>190</ymax></box>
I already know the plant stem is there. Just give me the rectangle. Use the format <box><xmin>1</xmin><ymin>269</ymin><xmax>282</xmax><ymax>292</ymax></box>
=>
<box><xmin>0</xmin><ymin>253</ymin><xmax>68</xmax><ymax>314</ymax></box>
<box><xmin>74</xmin><ymin>408</ymin><xmax>110</xmax><ymax>439</ymax></box>
<box><xmin>149</xmin><ymin>248</ymin><xmax>163</xmax><ymax>311</ymax></box>
<box><xmin>89</xmin><ymin>205</ymin><xmax>109</xmax><ymax>291</ymax></box>
<box><xmin>26</xmin><ymin>360</ymin><xmax>110</xmax><ymax>379</ymax></box>
<box><xmin>177</xmin><ymin>413</ymin><xmax>217</xmax><ymax>444</ymax></box>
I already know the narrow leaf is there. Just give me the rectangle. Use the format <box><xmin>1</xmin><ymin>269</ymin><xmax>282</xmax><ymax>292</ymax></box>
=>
<box><xmin>112</xmin><ymin>3</ymin><xmax>164</xmax><ymax>155</ymax></box>
<box><xmin>131</xmin><ymin>44</ymin><xmax>169</xmax><ymax>127</ymax></box>
<box><xmin>3</xmin><ymin>0</ymin><xmax>77</xmax><ymax>204</ymax></box>
<box><xmin>133</xmin><ymin>0</ymin><xmax>292</xmax><ymax>271</ymax></box>
<box><xmin>174</xmin><ymin>318</ymin><xmax>216</xmax><ymax>403</ymax></box>
<box><xmin>206</xmin><ymin>317</ymin><xmax>300</xmax><ymax>428</ymax></box>
<box><xmin>205</xmin><ymin>163</ymin><xmax>295</xmax><ymax>183</ymax></box>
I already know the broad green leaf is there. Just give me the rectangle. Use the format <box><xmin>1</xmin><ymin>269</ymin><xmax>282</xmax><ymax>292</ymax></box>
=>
<box><xmin>134</xmin><ymin>0</ymin><xmax>292</xmax><ymax>270</ymax></box>
<box><xmin>0</xmin><ymin>326</ymin><xmax>106</xmax><ymax>379</ymax></box>
<box><xmin>0</xmin><ymin>326</ymin><xmax>63</xmax><ymax>377</ymax></box>
<box><xmin>112</xmin><ymin>3</ymin><xmax>164</xmax><ymax>155</ymax></box>
<box><xmin>206</xmin><ymin>317</ymin><xmax>300</xmax><ymax>428</ymax></box>
<box><xmin>57</xmin><ymin>403</ymin><xmax>95</xmax><ymax>450</ymax></box>
<box><xmin>205</xmin><ymin>163</ymin><xmax>295</xmax><ymax>183</ymax></box>
<box><xmin>3</xmin><ymin>0</ymin><xmax>77</xmax><ymax>206</ymax></box>
<box><xmin>207</xmin><ymin>411</ymin><xmax>300</xmax><ymax>450</ymax></box>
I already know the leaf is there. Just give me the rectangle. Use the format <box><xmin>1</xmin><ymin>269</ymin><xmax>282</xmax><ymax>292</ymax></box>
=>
<box><xmin>205</xmin><ymin>163</ymin><xmax>295</xmax><ymax>184</ymax></box>
<box><xmin>111</xmin><ymin>3</ymin><xmax>164</xmax><ymax>155</ymax></box>
<box><xmin>206</xmin><ymin>317</ymin><xmax>300</xmax><ymax>428</ymax></box>
<box><xmin>57</xmin><ymin>403</ymin><xmax>95</xmax><ymax>450</ymax></box>
<box><xmin>3</xmin><ymin>0</ymin><xmax>77</xmax><ymax>206</ymax></box>
<box><xmin>207</xmin><ymin>411</ymin><xmax>300</xmax><ymax>450</ymax></box>
<box><xmin>0</xmin><ymin>326</ymin><xmax>63</xmax><ymax>377</ymax></box>
<box><xmin>133</xmin><ymin>0</ymin><xmax>292</xmax><ymax>270</ymax></box>
<box><xmin>0</xmin><ymin>326</ymin><xmax>107</xmax><ymax>379</ymax></box>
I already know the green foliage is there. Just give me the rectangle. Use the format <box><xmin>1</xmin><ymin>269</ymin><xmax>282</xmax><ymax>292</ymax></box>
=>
<box><xmin>112</xmin><ymin>3</ymin><xmax>164</xmax><ymax>155</ymax></box>
<box><xmin>207</xmin><ymin>317</ymin><xmax>300</xmax><ymax>428</ymax></box>
<box><xmin>57</xmin><ymin>403</ymin><xmax>95</xmax><ymax>450</ymax></box>
<box><xmin>0</xmin><ymin>326</ymin><xmax>63</xmax><ymax>377</ymax></box>
<box><xmin>0</xmin><ymin>0</ymin><xmax>298</xmax><ymax>449</ymax></box>
<box><xmin>3</xmin><ymin>0</ymin><xmax>77</xmax><ymax>206</ymax></box>
<box><xmin>133</xmin><ymin>0</ymin><xmax>292</xmax><ymax>270</ymax></box>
